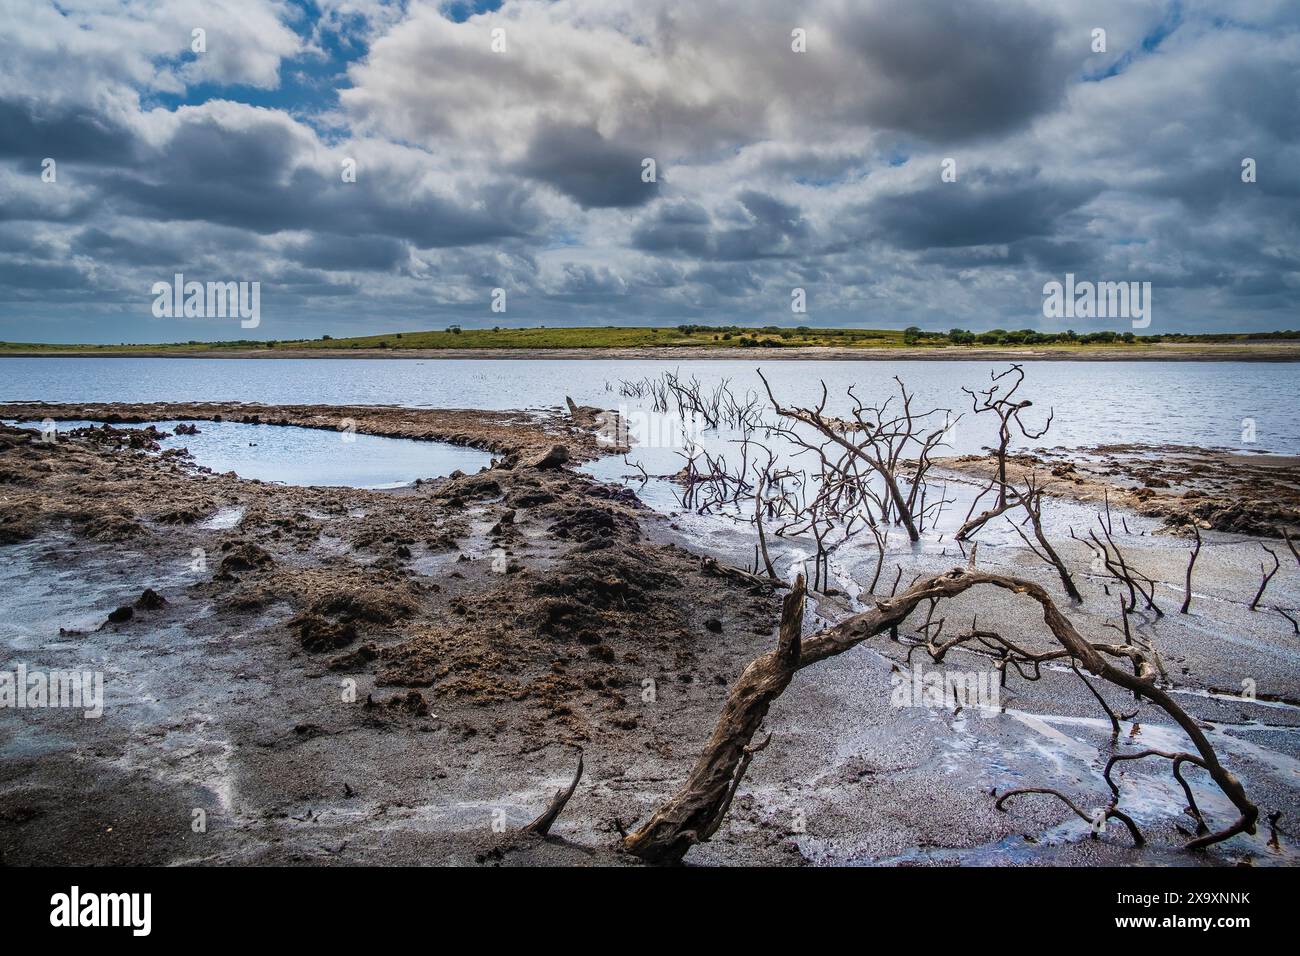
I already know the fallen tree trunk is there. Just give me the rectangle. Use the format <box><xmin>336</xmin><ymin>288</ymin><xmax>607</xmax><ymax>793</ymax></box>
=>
<box><xmin>621</xmin><ymin>577</ymin><xmax>806</xmax><ymax>864</ymax></box>
<box><xmin>622</xmin><ymin>565</ymin><xmax>1257</xmax><ymax>864</ymax></box>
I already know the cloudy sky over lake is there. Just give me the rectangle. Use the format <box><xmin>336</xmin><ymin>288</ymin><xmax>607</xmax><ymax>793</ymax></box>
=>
<box><xmin>1</xmin><ymin>0</ymin><xmax>1296</xmax><ymax>342</ymax></box>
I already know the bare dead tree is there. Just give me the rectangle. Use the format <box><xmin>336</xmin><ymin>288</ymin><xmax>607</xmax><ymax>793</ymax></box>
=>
<box><xmin>1089</xmin><ymin>517</ymin><xmax>1163</xmax><ymax>618</ymax></box>
<box><xmin>757</xmin><ymin>370</ymin><xmax>954</xmax><ymax>543</ymax></box>
<box><xmin>960</xmin><ymin>364</ymin><xmax>1053</xmax><ymax>514</ymax></box>
<box><xmin>1181</xmin><ymin>525</ymin><xmax>1202</xmax><ymax>615</ymax></box>
<box><xmin>621</xmin><ymin>565</ymin><xmax>1257</xmax><ymax>865</ymax></box>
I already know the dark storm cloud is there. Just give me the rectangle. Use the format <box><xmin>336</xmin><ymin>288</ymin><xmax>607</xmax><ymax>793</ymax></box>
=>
<box><xmin>631</xmin><ymin>200</ymin><xmax>712</xmax><ymax>257</ymax></box>
<box><xmin>512</xmin><ymin>123</ymin><xmax>658</xmax><ymax>209</ymax></box>
<box><xmin>88</xmin><ymin>111</ymin><xmax>544</xmax><ymax>249</ymax></box>
<box><xmin>829</xmin><ymin>0</ymin><xmax>1074</xmax><ymax>141</ymax></box>
<box><xmin>291</xmin><ymin>234</ymin><xmax>409</xmax><ymax>271</ymax></box>
<box><xmin>848</xmin><ymin>173</ymin><xmax>1103</xmax><ymax>250</ymax></box>
<box><xmin>633</xmin><ymin>191</ymin><xmax>810</xmax><ymax>261</ymax></box>
<box><xmin>70</xmin><ymin>227</ymin><xmax>189</xmax><ymax>268</ymax></box>
<box><xmin>0</xmin><ymin>98</ymin><xmax>138</xmax><ymax>164</ymax></box>
<box><xmin>0</xmin><ymin>258</ymin><xmax>92</xmax><ymax>292</ymax></box>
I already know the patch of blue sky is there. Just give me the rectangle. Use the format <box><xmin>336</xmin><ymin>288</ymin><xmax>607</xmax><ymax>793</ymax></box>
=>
<box><xmin>1082</xmin><ymin>0</ymin><xmax>1185</xmax><ymax>82</ymax></box>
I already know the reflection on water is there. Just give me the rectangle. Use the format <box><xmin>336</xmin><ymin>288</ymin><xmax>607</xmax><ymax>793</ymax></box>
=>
<box><xmin>7</xmin><ymin>419</ymin><xmax>493</xmax><ymax>488</ymax></box>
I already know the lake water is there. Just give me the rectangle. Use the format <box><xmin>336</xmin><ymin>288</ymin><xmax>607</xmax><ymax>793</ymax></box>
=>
<box><xmin>3</xmin><ymin>354</ymin><xmax>1295</xmax><ymax>599</ymax></box>
<box><xmin>3</xmin><ymin>357</ymin><xmax>1296</xmax><ymax>455</ymax></box>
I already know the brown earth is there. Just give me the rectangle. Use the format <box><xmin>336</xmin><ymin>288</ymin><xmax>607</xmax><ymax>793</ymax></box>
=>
<box><xmin>0</xmin><ymin>409</ymin><xmax>790</xmax><ymax>865</ymax></box>
<box><xmin>940</xmin><ymin>444</ymin><xmax>1300</xmax><ymax>538</ymax></box>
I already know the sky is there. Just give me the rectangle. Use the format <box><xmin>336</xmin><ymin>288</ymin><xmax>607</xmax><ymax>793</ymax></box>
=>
<box><xmin>0</xmin><ymin>0</ymin><xmax>1297</xmax><ymax>343</ymax></box>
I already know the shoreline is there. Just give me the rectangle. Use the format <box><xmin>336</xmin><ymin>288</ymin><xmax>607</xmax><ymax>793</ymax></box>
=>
<box><xmin>3</xmin><ymin>342</ymin><xmax>1300</xmax><ymax>362</ymax></box>
<box><xmin>2</xmin><ymin>405</ymin><xmax>1297</xmax><ymax>866</ymax></box>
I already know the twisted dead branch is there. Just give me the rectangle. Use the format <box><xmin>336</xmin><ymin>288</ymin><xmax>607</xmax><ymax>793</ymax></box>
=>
<box><xmin>524</xmin><ymin>749</ymin><xmax>584</xmax><ymax>837</ymax></box>
<box><xmin>621</xmin><ymin>576</ymin><xmax>807</xmax><ymax>864</ymax></box>
<box><xmin>1181</xmin><ymin>525</ymin><xmax>1202</xmax><ymax>614</ymax></box>
<box><xmin>1251</xmin><ymin>544</ymin><xmax>1280</xmax><ymax>611</ymax></box>
<box><xmin>621</xmin><ymin>566</ymin><xmax>1257</xmax><ymax>864</ymax></box>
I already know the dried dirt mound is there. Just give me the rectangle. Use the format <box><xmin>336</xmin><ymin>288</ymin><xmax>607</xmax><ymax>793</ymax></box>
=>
<box><xmin>944</xmin><ymin>444</ymin><xmax>1300</xmax><ymax>538</ymax></box>
<box><xmin>217</xmin><ymin>540</ymin><xmax>274</xmax><ymax>576</ymax></box>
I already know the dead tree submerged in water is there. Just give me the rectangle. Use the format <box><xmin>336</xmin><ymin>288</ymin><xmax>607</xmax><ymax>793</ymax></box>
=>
<box><xmin>757</xmin><ymin>370</ymin><xmax>954</xmax><ymax>544</ymax></box>
<box><xmin>959</xmin><ymin>364</ymin><xmax>1054</xmax><ymax>514</ymax></box>
<box><xmin>620</xmin><ymin>566</ymin><xmax>1258</xmax><ymax>865</ymax></box>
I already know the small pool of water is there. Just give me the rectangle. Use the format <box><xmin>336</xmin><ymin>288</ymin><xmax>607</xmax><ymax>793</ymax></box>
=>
<box><xmin>6</xmin><ymin>419</ymin><xmax>494</xmax><ymax>489</ymax></box>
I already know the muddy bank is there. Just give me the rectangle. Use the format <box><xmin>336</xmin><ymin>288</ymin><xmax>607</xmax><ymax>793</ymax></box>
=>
<box><xmin>0</xmin><ymin>400</ymin><xmax>618</xmax><ymax>464</ymax></box>
<box><xmin>940</xmin><ymin>444</ymin><xmax>1300</xmax><ymax>538</ymax></box>
<box><xmin>0</xmin><ymin>413</ymin><xmax>783</xmax><ymax>865</ymax></box>
<box><xmin>1</xmin><ymin>412</ymin><xmax>1297</xmax><ymax>866</ymax></box>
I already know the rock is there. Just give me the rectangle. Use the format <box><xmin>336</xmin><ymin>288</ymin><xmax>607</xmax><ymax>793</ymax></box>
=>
<box><xmin>134</xmin><ymin>588</ymin><xmax>167</xmax><ymax>610</ymax></box>
<box><xmin>489</xmin><ymin>509</ymin><xmax>516</xmax><ymax>535</ymax></box>
<box><xmin>521</xmin><ymin>444</ymin><xmax>570</xmax><ymax>470</ymax></box>
<box><xmin>174</xmin><ymin>422</ymin><xmax>201</xmax><ymax>435</ymax></box>
<box><xmin>106</xmin><ymin>606</ymin><xmax>134</xmax><ymax>625</ymax></box>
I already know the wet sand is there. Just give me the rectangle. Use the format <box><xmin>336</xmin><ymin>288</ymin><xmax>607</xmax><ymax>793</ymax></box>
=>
<box><xmin>1</xmin><ymin>406</ymin><xmax>1297</xmax><ymax>866</ymax></box>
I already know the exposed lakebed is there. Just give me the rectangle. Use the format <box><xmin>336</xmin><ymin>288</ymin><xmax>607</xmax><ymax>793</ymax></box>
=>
<box><xmin>5</xmin><ymin>418</ymin><xmax>494</xmax><ymax>488</ymax></box>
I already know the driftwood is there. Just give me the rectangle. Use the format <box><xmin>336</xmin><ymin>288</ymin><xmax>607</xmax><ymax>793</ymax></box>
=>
<box><xmin>621</xmin><ymin>577</ymin><xmax>807</xmax><ymax>864</ymax></box>
<box><xmin>1181</xmin><ymin>525</ymin><xmax>1202</xmax><ymax>615</ymax></box>
<box><xmin>1251</xmin><ymin>544</ymin><xmax>1280</xmax><ymax>611</ymax></box>
<box><xmin>699</xmin><ymin>555</ymin><xmax>786</xmax><ymax>591</ymax></box>
<box><xmin>524</xmin><ymin>749</ymin><xmax>584</xmax><ymax>837</ymax></box>
<box><xmin>621</xmin><ymin>566</ymin><xmax>1257</xmax><ymax>864</ymax></box>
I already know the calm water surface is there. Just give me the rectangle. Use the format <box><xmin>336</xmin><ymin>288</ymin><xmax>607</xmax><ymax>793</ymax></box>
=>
<box><xmin>2</xmin><ymin>357</ymin><xmax>1296</xmax><ymax>454</ymax></box>
<box><xmin>5</xmin><ymin>418</ymin><xmax>493</xmax><ymax>488</ymax></box>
